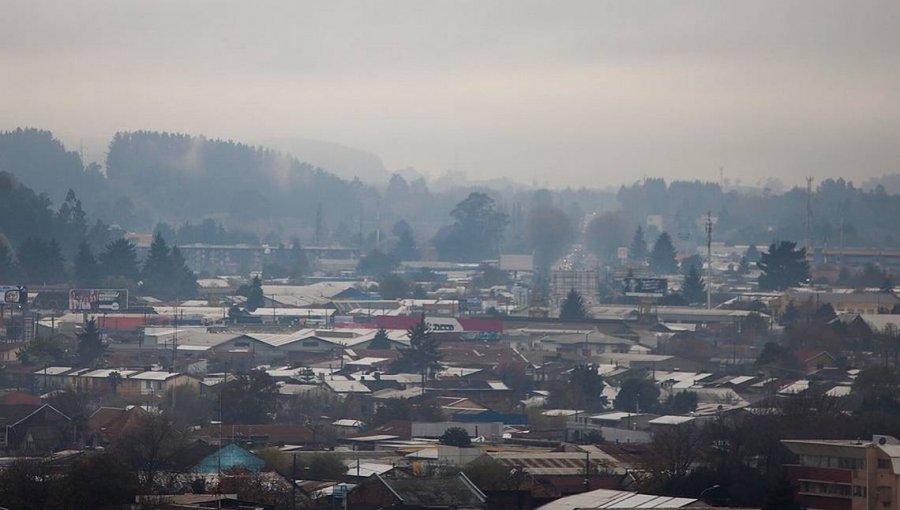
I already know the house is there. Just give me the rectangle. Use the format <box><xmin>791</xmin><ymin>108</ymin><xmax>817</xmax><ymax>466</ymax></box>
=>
<box><xmin>192</xmin><ymin>443</ymin><xmax>265</xmax><ymax>474</ymax></box>
<box><xmin>0</xmin><ymin>342</ymin><xmax>23</xmax><ymax>362</ymax></box>
<box><xmin>0</xmin><ymin>403</ymin><xmax>73</xmax><ymax>454</ymax></box>
<box><xmin>346</xmin><ymin>473</ymin><xmax>487</xmax><ymax>510</ymax></box>
<box><xmin>116</xmin><ymin>371</ymin><xmax>200</xmax><ymax>400</ymax></box>
<box><xmin>782</xmin><ymin>434</ymin><xmax>900</xmax><ymax>510</ymax></box>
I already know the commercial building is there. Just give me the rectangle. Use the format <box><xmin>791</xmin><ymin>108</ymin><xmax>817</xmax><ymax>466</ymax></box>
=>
<box><xmin>783</xmin><ymin>435</ymin><xmax>900</xmax><ymax>510</ymax></box>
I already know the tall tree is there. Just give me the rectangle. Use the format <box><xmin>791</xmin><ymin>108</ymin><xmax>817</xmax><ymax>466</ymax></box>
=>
<box><xmin>681</xmin><ymin>264</ymin><xmax>706</xmax><ymax>304</ymax></box>
<box><xmin>585</xmin><ymin>212</ymin><xmax>628</xmax><ymax>264</ymax></box>
<box><xmin>629</xmin><ymin>226</ymin><xmax>649</xmax><ymax>262</ymax></box>
<box><xmin>16</xmin><ymin>238</ymin><xmax>66</xmax><ymax>284</ymax></box>
<box><xmin>99</xmin><ymin>238</ymin><xmax>140</xmax><ymax>283</ymax></box>
<box><xmin>76</xmin><ymin>319</ymin><xmax>104</xmax><ymax>367</ymax></box>
<box><xmin>650</xmin><ymin>232</ymin><xmax>678</xmax><ymax>274</ymax></box>
<box><xmin>391</xmin><ymin>220</ymin><xmax>420</xmax><ymax>261</ymax></box>
<box><xmin>392</xmin><ymin>315</ymin><xmax>441</xmax><ymax>377</ymax></box>
<box><xmin>169</xmin><ymin>246</ymin><xmax>198</xmax><ymax>299</ymax></box>
<box><xmin>141</xmin><ymin>232</ymin><xmax>171</xmax><ymax>295</ymax></box>
<box><xmin>0</xmin><ymin>235</ymin><xmax>14</xmax><ymax>283</ymax></box>
<box><xmin>614</xmin><ymin>377</ymin><xmax>660</xmax><ymax>412</ymax></box>
<box><xmin>218</xmin><ymin>370</ymin><xmax>278</xmax><ymax>423</ymax></box>
<box><xmin>244</xmin><ymin>276</ymin><xmax>265</xmax><ymax>311</ymax></box>
<box><xmin>368</xmin><ymin>328</ymin><xmax>392</xmax><ymax>350</ymax></box>
<box><xmin>433</xmin><ymin>192</ymin><xmax>509</xmax><ymax>262</ymax></box>
<box><xmin>559</xmin><ymin>289</ymin><xmax>590</xmax><ymax>321</ymax></box>
<box><xmin>757</xmin><ymin>241</ymin><xmax>810</xmax><ymax>291</ymax></box>
<box><xmin>73</xmin><ymin>241</ymin><xmax>100</xmax><ymax>287</ymax></box>
<box><xmin>549</xmin><ymin>364</ymin><xmax>606</xmax><ymax>411</ymax></box>
<box><xmin>526</xmin><ymin>205</ymin><xmax>575</xmax><ymax>272</ymax></box>
<box><xmin>357</xmin><ymin>249</ymin><xmax>399</xmax><ymax>276</ymax></box>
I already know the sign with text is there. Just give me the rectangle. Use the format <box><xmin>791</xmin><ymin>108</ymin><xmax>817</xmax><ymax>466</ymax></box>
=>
<box><xmin>69</xmin><ymin>289</ymin><xmax>128</xmax><ymax>312</ymax></box>
<box><xmin>623</xmin><ymin>277</ymin><xmax>668</xmax><ymax>297</ymax></box>
<box><xmin>0</xmin><ymin>285</ymin><xmax>27</xmax><ymax>305</ymax></box>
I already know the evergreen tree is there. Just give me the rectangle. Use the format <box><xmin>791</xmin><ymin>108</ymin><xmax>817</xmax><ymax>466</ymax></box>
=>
<box><xmin>369</xmin><ymin>328</ymin><xmax>392</xmax><ymax>350</ymax></box>
<box><xmin>681</xmin><ymin>265</ymin><xmax>706</xmax><ymax>304</ymax></box>
<box><xmin>169</xmin><ymin>246</ymin><xmax>198</xmax><ymax>299</ymax></box>
<box><xmin>287</xmin><ymin>237</ymin><xmax>309</xmax><ymax>280</ymax></box>
<box><xmin>245</xmin><ymin>276</ymin><xmax>265</xmax><ymax>311</ymax></box>
<box><xmin>560</xmin><ymin>288</ymin><xmax>590</xmax><ymax>321</ymax></box>
<box><xmin>391</xmin><ymin>221</ymin><xmax>420</xmax><ymax>261</ymax></box>
<box><xmin>76</xmin><ymin>319</ymin><xmax>104</xmax><ymax>367</ymax></box>
<box><xmin>392</xmin><ymin>315</ymin><xmax>441</xmax><ymax>377</ymax></box>
<box><xmin>16</xmin><ymin>238</ymin><xmax>67</xmax><ymax>284</ymax></box>
<box><xmin>629</xmin><ymin>226</ymin><xmax>648</xmax><ymax>261</ymax></box>
<box><xmin>650</xmin><ymin>232</ymin><xmax>678</xmax><ymax>274</ymax></box>
<box><xmin>744</xmin><ymin>244</ymin><xmax>761</xmax><ymax>263</ymax></box>
<box><xmin>757</xmin><ymin>241</ymin><xmax>810</xmax><ymax>291</ymax></box>
<box><xmin>140</xmin><ymin>233</ymin><xmax>171</xmax><ymax>295</ymax></box>
<box><xmin>73</xmin><ymin>241</ymin><xmax>99</xmax><ymax>288</ymax></box>
<box><xmin>0</xmin><ymin>235</ymin><xmax>14</xmax><ymax>283</ymax></box>
<box><xmin>614</xmin><ymin>378</ymin><xmax>660</xmax><ymax>412</ymax></box>
<box><xmin>99</xmin><ymin>238</ymin><xmax>140</xmax><ymax>283</ymax></box>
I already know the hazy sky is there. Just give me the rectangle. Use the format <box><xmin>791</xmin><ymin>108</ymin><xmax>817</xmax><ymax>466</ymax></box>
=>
<box><xmin>1</xmin><ymin>1</ymin><xmax>898</xmax><ymax>187</ymax></box>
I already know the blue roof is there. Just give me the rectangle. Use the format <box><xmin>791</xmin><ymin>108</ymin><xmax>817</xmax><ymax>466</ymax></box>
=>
<box><xmin>192</xmin><ymin>443</ymin><xmax>265</xmax><ymax>474</ymax></box>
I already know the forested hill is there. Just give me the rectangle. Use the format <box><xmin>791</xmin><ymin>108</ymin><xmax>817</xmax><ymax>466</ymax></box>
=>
<box><xmin>105</xmin><ymin>131</ymin><xmax>369</xmax><ymax>223</ymax></box>
<box><xmin>0</xmin><ymin>128</ymin><xmax>107</xmax><ymax>206</ymax></box>
<box><xmin>0</xmin><ymin>128</ymin><xmax>374</xmax><ymax>232</ymax></box>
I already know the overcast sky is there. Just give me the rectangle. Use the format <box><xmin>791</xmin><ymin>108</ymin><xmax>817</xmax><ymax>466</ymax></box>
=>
<box><xmin>1</xmin><ymin>1</ymin><xmax>898</xmax><ymax>187</ymax></box>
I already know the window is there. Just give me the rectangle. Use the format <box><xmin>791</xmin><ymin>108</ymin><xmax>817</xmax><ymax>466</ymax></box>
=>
<box><xmin>853</xmin><ymin>486</ymin><xmax>867</xmax><ymax>497</ymax></box>
<box><xmin>878</xmin><ymin>459</ymin><xmax>892</xmax><ymax>469</ymax></box>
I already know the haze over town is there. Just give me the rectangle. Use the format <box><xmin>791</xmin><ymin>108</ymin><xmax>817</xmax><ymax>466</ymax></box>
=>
<box><xmin>2</xmin><ymin>1</ymin><xmax>899</xmax><ymax>186</ymax></box>
<box><xmin>3</xmin><ymin>2</ymin><xmax>900</xmax><ymax>510</ymax></box>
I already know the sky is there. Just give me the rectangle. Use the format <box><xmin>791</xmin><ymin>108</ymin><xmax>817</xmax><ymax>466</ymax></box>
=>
<box><xmin>1</xmin><ymin>1</ymin><xmax>898</xmax><ymax>187</ymax></box>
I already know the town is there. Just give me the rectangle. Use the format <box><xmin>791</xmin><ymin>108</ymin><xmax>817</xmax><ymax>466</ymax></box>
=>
<box><xmin>3</xmin><ymin>2</ymin><xmax>900</xmax><ymax>509</ymax></box>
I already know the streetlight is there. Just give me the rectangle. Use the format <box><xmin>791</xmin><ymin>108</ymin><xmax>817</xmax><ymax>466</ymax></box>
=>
<box><xmin>699</xmin><ymin>484</ymin><xmax>721</xmax><ymax>501</ymax></box>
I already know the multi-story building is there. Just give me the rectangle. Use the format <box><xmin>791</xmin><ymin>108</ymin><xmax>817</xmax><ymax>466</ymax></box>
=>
<box><xmin>783</xmin><ymin>435</ymin><xmax>900</xmax><ymax>510</ymax></box>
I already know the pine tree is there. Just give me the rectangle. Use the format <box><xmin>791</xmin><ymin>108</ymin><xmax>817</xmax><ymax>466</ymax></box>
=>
<box><xmin>0</xmin><ymin>235</ymin><xmax>15</xmax><ymax>283</ymax></box>
<box><xmin>560</xmin><ymin>289</ymin><xmax>590</xmax><ymax>321</ymax></box>
<box><xmin>650</xmin><ymin>232</ymin><xmax>678</xmax><ymax>274</ymax></box>
<box><xmin>170</xmin><ymin>246</ymin><xmax>198</xmax><ymax>299</ymax></box>
<box><xmin>392</xmin><ymin>315</ymin><xmax>441</xmax><ymax>377</ymax></box>
<box><xmin>681</xmin><ymin>265</ymin><xmax>706</xmax><ymax>304</ymax></box>
<box><xmin>369</xmin><ymin>328</ymin><xmax>392</xmax><ymax>350</ymax></box>
<box><xmin>141</xmin><ymin>233</ymin><xmax>171</xmax><ymax>296</ymax></box>
<box><xmin>99</xmin><ymin>238</ymin><xmax>139</xmax><ymax>283</ymax></box>
<box><xmin>73</xmin><ymin>241</ymin><xmax>100</xmax><ymax>288</ymax></box>
<box><xmin>245</xmin><ymin>276</ymin><xmax>265</xmax><ymax>311</ymax></box>
<box><xmin>629</xmin><ymin>226</ymin><xmax>648</xmax><ymax>262</ymax></box>
<box><xmin>757</xmin><ymin>241</ymin><xmax>809</xmax><ymax>291</ymax></box>
<box><xmin>77</xmin><ymin>319</ymin><xmax>105</xmax><ymax>367</ymax></box>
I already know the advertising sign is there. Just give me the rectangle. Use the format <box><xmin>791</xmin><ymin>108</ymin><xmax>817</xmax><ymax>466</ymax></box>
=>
<box><xmin>0</xmin><ymin>285</ymin><xmax>27</xmax><ymax>305</ymax></box>
<box><xmin>69</xmin><ymin>289</ymin><xmax>128</xmax><ymax>312</ymax></box>
<box><xmin>623</xmin><ymin>277</ymin><xmax>668</xmax><ymax>297</ymax></box>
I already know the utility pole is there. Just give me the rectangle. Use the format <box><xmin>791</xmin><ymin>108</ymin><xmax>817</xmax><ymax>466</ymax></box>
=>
<box><xmin>806</xmin><ymin>177</ymin><xmax>814</xmax><ymax>253</ymax></box>
<box><xmin>705</xmin><ymin>211</ymin><xmax>713</xmax><ymax>310</ymax></box>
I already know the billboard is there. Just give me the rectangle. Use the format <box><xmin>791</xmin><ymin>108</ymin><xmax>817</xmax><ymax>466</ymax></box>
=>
<box><xmin>69</xmin><ymin>289</ymin><xmax>128</xmax><ymax>312</ymax></box>
<box><xmin>0</xmin><ymin>285</ymin><xmax>27</xmax><ymax>305</ymax></box>
<box><xmin>499</xmin><ymin>254</ymin><xmax>534</xmax><ymax>272</ymax></box>
<box><xmin>623</xmin><ymin>277</ymin><xmax>668</xmax><ymax>297</ymax></box>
